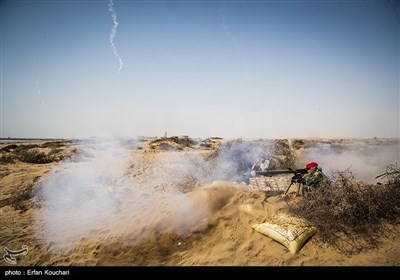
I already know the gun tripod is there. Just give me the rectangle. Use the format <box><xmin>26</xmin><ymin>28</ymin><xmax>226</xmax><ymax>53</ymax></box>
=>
<box><xmin>284</xmin><ymin>179</ymin><xmax>303</xmax><ymax>196</ymax></box>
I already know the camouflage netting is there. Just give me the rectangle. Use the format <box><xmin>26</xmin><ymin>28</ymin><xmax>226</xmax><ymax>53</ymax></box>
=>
<box><xmin>287</xmin><ymin>164</ymin><xmax>400</xmax><ymax>255</ymax></box>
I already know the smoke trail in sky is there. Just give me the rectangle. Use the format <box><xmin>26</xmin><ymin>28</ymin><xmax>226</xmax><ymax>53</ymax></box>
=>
<box><xmin>108</xmin><ymin>0</ymin><xmax>123</xmax><ymax>74</ymax></box>
<box><xmin>219</xmin><ymin>8</ymin><xmax>249</xmax><ymax>78</ymax></box>
<box><xmin>219</xmin><ymin>8</ymin><xmax>240</xmax><ymax>50</ymax></box>
<box><xmin>36</xmin><ymin>80</ymin><xmax>44</xmax><ymax>105</ymax></box>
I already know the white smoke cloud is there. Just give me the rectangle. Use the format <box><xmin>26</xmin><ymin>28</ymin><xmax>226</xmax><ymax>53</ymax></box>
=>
<box><xmin>303</xmin><ymin>139</ymin><xmax>400</xmax><ymax>183</ymax></box>
<box><xmin>108</xmin><ymin>0</ymin><xmax>123</xmax><ymax>74</ymax></box>
<box><xmin>33</xmin><ymin>137</ymin><xmax>274</xmax><ymax>251</ymax></box>
<box><xmin>34</xmin><ymin>138</ymin><xmax>132</xmax><ymax>250</ymax></box>
<box><xmin>34</xmin><ymin>139</ymin><xmax>211</xmax><ymax>251</ymax></box>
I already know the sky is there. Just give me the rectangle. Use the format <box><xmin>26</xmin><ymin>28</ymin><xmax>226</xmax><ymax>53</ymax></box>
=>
<box><xmin>1</xmin><ymin>0</ymin><xmax>399</xmax><ymax>139</ymax></box>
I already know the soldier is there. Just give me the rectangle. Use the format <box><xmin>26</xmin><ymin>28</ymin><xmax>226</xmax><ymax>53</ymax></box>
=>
<box><xmin>300</xmin><ymin>162</ymin><xmax>329</xmax><ymax>196</ymax></box>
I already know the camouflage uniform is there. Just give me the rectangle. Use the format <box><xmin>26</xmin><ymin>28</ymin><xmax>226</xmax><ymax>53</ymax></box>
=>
<box><xmin>301</xmin><ymin>168</ymin><xmax>329</xmax><ymax>195</ymax></box>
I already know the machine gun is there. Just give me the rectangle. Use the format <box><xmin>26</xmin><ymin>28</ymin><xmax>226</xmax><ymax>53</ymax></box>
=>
<box><xmin>283</xmin><ymin>169</ymin><xmax>308</xmax><ymax>195</ymax></box>
<box><xmin>243</xmin><ymin>168</ymin><xmax>307</xmax><ymax>195</ymax></box>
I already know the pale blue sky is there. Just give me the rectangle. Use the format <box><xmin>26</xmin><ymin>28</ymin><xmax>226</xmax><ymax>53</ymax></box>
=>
<box><xmin>1</xmin><ymin>0</ymin><xmax>399</xmax><ymax>139</ymax></box>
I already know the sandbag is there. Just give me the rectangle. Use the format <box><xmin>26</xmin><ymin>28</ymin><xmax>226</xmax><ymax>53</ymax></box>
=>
<box><xmin>252</xmin><ymin>213</ymin><xmax>317</xmax><ymax>254</ymax></box>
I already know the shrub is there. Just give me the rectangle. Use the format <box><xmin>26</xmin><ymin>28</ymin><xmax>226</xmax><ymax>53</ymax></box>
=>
<box><xmin>0</xmin><ymin>154</ymin><xmax>16</xmax><ymax>163</ymax></box>
<box><xmin>287</xmin><ymin>165</ymin><xmax>400</xmax><ymax>255</ymax></box>
<box><xmin>18</xmin><ymin>150</ymin><xmax>53</xmax><ymax>164</ymax></box>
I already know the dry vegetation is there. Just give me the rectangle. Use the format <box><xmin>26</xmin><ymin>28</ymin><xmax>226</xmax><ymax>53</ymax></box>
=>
<box><xmin>0</xmin><ymin>182</ymin><xmax>38</xmax><ymax>213</ymax></box>
<box><xmin>0</xmin><ymin>140</ymin><xmax>78</xmax><ymax>214</ymax></box>
<box><xmin>149</xmin><ymin>136</ymin><xmax>197</xmax><ymax>151</ymax></box>
<box><xmin>287</xmin><ymin>164</ymin><xmax>400</xmax><ymax>255</ymax></box>
<box><xmin>0</xmin><ymin>141</ymin><xmax>75</xmax><ymax>164</ymax></box>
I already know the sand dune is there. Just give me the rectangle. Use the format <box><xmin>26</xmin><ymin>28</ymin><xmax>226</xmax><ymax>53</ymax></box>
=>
<box><xmin>0</xmin><ymin>137</ymin><xmax>399</xmax><ymax>267</ymax></box>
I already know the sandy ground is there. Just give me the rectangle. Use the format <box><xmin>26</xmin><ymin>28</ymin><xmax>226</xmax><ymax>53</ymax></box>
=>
<box><xmin>0</xmin><ymin>137</ymin><xmax>399</xmax><ymax>267</ymax></box>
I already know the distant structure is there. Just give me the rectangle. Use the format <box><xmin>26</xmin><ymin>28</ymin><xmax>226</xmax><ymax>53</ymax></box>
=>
<box><xmin>164</xmin><ymin>131</ymin><xmax>167</xmax><ymax>138</ymax></box>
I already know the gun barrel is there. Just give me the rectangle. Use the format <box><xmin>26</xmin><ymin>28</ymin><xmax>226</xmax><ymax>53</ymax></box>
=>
<box><xmin>244</xmin><ymin>168</ymin><xmax>307</xmax><ymax>177</ymax></box>
<box><xmin>255</xmin><ymin>169</ymin><xmax>295</xmax><ymax>176</ymax></box>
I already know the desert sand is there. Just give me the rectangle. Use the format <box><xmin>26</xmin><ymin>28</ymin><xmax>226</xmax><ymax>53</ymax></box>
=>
<box><xmin>0</xmin><ymin>137</ymin><xmax>399</xmax><ymax>268</ymax></box>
